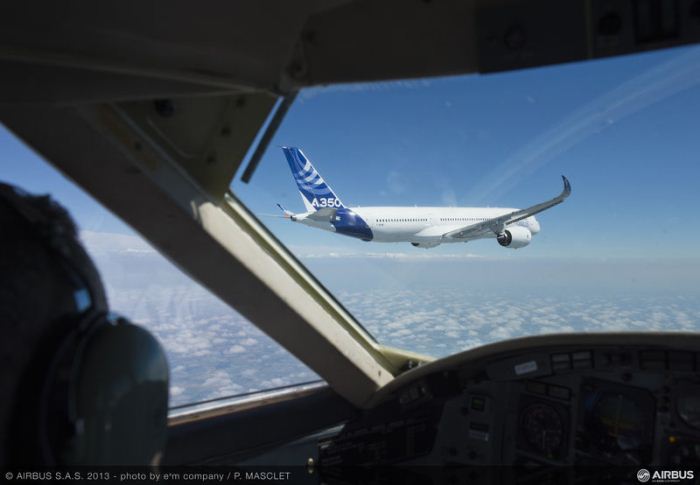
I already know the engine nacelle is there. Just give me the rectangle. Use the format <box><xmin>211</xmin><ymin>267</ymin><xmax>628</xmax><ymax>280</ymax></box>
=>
<box><xmin>411</xmin><ymin>242</ymin><xmax>440</xmax><ymax>249</ymax></box>
<box><xmin>497</xmin><ymin>226</ymin><xmax>532</xmax><ymax>249</ymax></box>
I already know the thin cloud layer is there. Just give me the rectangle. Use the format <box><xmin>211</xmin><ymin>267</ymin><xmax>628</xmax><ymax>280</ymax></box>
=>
<box><xmin>80</xmin><ymin>231</ymin><xmax>319</xmax><ymax>407</ymax></box>
<box><xmin>293</xmin><ymin>246</ymin><xmax>483</xmax><ymax>260</ymax></box>
<box><xmin>341</xmin><ymin>289</ymin><xmax>700</xmax><ymax>358</ymax></box>
<box><xmin>79</xmin><ymin>229</ymin><xmax>700</xmax><ymax>407</ymax></box>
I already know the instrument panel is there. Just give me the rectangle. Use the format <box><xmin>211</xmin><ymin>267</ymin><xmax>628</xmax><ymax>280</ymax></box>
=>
<box><xmin>318</xmin><ymin>340</ymin><xmax>700</xmax><ymax>467</ymax></box>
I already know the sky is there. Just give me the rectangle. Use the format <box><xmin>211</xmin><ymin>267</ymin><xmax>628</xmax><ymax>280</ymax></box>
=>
<box><xmin>3</xmin><ymin>45</ymin><xmax>700</xmax><ymax>405</ymax></box>
<box><xmin>235</xmin><ymin>44</ymin><xmax>700</xmax><ymax>262</ymax></box>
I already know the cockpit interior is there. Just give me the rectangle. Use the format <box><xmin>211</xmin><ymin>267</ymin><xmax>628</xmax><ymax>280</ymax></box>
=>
<box><xmin>1</xmin><ymin>1</ymin><xmax>700</xmax><ymax>483</ymax></box>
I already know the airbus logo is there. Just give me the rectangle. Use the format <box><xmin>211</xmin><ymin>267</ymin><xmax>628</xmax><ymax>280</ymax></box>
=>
<box><xmin>637</xmin><ymin>468</ymin><xmax>695</xmax><ymax>483</ymax></box>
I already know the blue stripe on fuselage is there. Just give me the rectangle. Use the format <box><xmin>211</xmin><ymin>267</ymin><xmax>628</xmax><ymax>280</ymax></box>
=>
<box><xmin>331</xmin><ymin>208</ymin><xmax>373</xmax><ymax>241</ymax></box>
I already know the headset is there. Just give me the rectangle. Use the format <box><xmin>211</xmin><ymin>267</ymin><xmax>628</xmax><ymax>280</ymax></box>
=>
<box><xmin>0</xmin><ymin>182</ymin><xmax>169</xmax><ymax>465</ymax></box>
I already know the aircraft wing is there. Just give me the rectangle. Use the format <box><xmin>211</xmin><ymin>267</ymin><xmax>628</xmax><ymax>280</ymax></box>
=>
<box><xmin>444</xmin><ymin>176</ymin><xmax>571</xmax><ymax>240</ymax></box>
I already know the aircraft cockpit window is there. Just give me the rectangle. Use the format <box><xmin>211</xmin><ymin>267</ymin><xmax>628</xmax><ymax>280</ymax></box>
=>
<box><xmin>234</xmin><ymin>45</ymin><xmax>700</xmax><ymax>358</ymax></box>
<box><xmin>1</xmin><ymin>127</ymin><xmax>320</xmax><ymax>408</ymax></box>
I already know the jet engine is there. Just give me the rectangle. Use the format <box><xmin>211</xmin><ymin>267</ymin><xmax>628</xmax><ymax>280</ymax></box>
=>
<box><xmin>411</xmin><ymin>242</ymin><xmax>440</xmax><ymax>249</ymax></box>
<box><xmin>496</xmin><ymin>226</ymin><xmax>532</xmax><ymax>249</ymax></box>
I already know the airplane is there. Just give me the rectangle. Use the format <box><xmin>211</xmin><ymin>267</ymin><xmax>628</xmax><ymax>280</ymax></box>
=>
<box><xmin>279</xmin><ymin>147</ymin><xmax>571</xmax><ymax>249</ymax></box>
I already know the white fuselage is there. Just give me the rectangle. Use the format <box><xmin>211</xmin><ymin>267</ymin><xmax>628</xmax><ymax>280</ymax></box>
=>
<box><xmin>297</xmin><ymin>206</ymin><xmax>540</xmax><ymax>245</ymax></box>
<box><xmin>280</xmin><ymin>146</ymin><xmax>568</xmax><ymax>249</ymax></box>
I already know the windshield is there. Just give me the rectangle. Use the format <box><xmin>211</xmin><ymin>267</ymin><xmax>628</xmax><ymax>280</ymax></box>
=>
<box><xmin>234</xmin><ymin>45</ymin><xmax>700</xmax><ymax>358</ymax></box>
<box><xmin>1</xmin><ymin>128</ymin><xmax>320</xmax><ymax>407</ymax></box>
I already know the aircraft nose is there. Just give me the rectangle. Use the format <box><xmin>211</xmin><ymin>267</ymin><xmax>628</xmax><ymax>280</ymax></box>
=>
<box><xmin>531</xmin><ymin>218</ymin><xmax>541</xmax><ymax>234</ymax></box>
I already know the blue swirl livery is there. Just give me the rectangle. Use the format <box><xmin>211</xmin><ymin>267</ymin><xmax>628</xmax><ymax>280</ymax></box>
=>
<box><xmin>332</xmin><ymin>208</ymin><xmax>373</xmax><ymax>241</ymax></box>
<box><xmin>282</xmin><ymin>147</ymin><xmax>345</xmax><ymax>212</ymax></box>
<box><xmin>281</xmin><ymin>147</ymin><xmax>373</xmax><ymax>241</ymax></box>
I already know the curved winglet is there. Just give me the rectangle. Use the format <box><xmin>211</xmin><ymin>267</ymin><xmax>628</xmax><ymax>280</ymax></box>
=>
<box><xmin>561</xmin><ymin>175</ymin><xmax>572</xmax><ymax>199</ymax></box>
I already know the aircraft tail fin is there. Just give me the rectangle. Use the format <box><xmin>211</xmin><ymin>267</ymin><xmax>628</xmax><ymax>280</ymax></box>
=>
<box><xmin>282</xmin><ymin>147</ymin><xmax>344</xmax><ymax>211</ymax></box>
